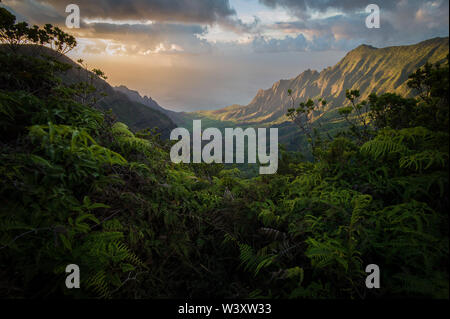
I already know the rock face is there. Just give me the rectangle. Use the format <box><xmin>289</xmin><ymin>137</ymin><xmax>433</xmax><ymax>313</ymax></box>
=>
<box><xmin>114</xmin><ymin>85</ymin><xmax>165</xmax><ymax>113</ymax></box>
<box><xmin>199</xmin><ymin>37</ymin><xmax>449</xmax><ymax>125</ymax></box>
<box><xmin>114</xmin><ymin>85</ymin><xmax>185</xmax><ymax>125</ymax></box>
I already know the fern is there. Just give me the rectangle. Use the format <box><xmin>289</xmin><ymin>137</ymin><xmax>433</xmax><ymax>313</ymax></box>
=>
<box><xmin>399</xmin><ymin>150</ymin><xmax>448</xmax><ymax>171</ymax></box>
<box><xmin>361</xmin><ymin>136</ymin><xmax>409</xmax><ymax>159</ymax></box>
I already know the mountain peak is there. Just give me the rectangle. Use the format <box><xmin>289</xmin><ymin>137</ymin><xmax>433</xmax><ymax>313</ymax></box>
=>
<box><xmin>343</xmin><ymin>44</ymin><xmax>378</xmax><ymax>59</ymax></box>
<box><xmin>115</xmin><ymin>85</ymin><xmax>159</xmax><ymax>108</ymax></box>
<box><xmin>114</xmin><ymin>84</ymin><xmax>184</xmax><ymax>125</ymax></box>
<box><xmin>196</xmin><ymin>37</ymin><xmax>449</xmax><ymax>125</ymax></box>
<box><xmin>354</xmin><ymin>44</ymin><xmax>377</xmax><ymax>51</ymax></box>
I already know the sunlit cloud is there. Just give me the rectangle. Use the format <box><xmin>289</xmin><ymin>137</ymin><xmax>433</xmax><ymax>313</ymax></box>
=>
<box><xmin>83</xmin><ymin>18</ymin><xmax>154</xmax><ymax>25</ymax></box>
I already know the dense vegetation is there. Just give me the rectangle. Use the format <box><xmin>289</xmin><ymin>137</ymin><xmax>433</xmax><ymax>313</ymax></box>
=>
<box><xmin>0</xmin><ymin>9</ymin><xmax>448</xmax><ymax>299</ymax></box>
<box><xmin>195</xmin><ymin>37</ymin><xmax>449</xmax><ymax>152</ymax></box>
<box><xmin>195</xmin><ymin>38</ymin><xmax>448</xmax><ymax>125</ymax></box>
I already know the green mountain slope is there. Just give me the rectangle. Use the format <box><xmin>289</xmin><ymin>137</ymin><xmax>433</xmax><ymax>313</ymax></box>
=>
<box><xmin>0</xmin><ymin>44</ymin><xmax>177</xmax><ymax>138</ymax></box>
<box><xmin>1</xmin><ymin>8</ymin><xmax>448</xmax><ymax>300</ymax></box>
<box><xmin>114</xmin><ymin>85</ymin><xmax>186</xmax><ymax>126</ymax></box>
<box><xmin>197</xmin><ymin>37</ymin><xmax>449</xmax><ymax>125</ymax></box>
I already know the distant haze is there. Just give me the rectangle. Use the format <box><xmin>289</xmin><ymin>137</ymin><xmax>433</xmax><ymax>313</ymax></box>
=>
<box><xmin>3</xmin><ymin>0</ymin><xmax>448</xmax><ymax>112</ymax></box>
<box><xmin>84</xmin><ymin>50</ymin><xmax>345</xmax><ymax>112</ymax></box>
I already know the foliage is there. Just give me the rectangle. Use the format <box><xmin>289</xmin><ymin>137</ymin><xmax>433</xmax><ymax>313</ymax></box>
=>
<box><xmin>0</xmin><ymin>8</ymin><xmax>448</xmax><ymax>299</ymax></box>
<box><xmin>0</xmin><ymin>7</ymin><xmax>76</xmax><ymax>54</ymax></box>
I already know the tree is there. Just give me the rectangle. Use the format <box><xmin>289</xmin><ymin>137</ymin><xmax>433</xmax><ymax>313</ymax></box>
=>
<box><xmin>286</xmin><ymin>90</ymin><xmax>331</xmax><ymax>154</ymax></box>
<box><xmin>407</xmin><ymin>55</ymin><xmax>449</xmax><ymax>132</ymax></box>
<box><xmin>0</xmin><ymin>7</ymin><xmax>76</xmax><ymax>54</ymax></box>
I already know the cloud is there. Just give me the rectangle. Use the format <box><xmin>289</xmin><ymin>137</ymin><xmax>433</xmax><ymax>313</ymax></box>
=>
<box><xmin>252</xmin><ymin>33</ymin><xmax>308</xmax><ymax>52</ymax></box>
<box><xmin>2</xmin><ymin>0</ymin><xmax>448</xmax><ymax>55</ymax></box>
<box><xmin>78</xmin><ymin>22</ymin><xmax>211</xmax><ymax>55</ymax></box>
<box><xmin>261</xmin><ymin>14</ymin><xmax>392</xmax><ymax>51</ymax></box>
<box><xmin>259</xmin><ymin>0</ymin><xmax>396</xmax><ymax>16</ymax></box>
<box><xmin>3</xmin><ymin>0</ymin><xmax>240</xmax><ymax>25</ymax></box>
<box><xmin>256</xmin><ymin>0</ymin><xmax>449</xmax><ymax>51</ymax></box>
<box><xmin>1</xmin><ymin>0</ymin><xmax>233</xmax><ymax>55</ymax></box>
<box><xmin>1</xmin><ymin>0</ymin><xmax>258</xmax><ymax>55</ymax></box>
<box><xmin>1</xmin><ymin>0</ymin><xmax>63</xmax><ymax>25</ymax></box>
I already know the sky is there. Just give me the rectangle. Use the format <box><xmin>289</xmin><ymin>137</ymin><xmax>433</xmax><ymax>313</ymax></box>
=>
<box><xmin>2</xmin><ymin>0</ymin><xmax>449</xmax><ymax>111</ymax></box>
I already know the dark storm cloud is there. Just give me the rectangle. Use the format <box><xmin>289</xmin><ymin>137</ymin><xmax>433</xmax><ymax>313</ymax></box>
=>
<box><xmin>2</xmin><ymin>0</ymin><xmax>448</xmax><ymax>55</ymax></box>
<box><xmin>1</xmin><ymin>0</ymin><xmax>237</xmax><ymax>55</ymax></box>
<box><xmin>1</xmin><ymin>0</ymin><xmax>257</xmax><ymax>36</ymax></box>
<box><xmin>5</xmin><ymin>0</ymin><xmax>237</xmax><ymax>24</ymax></box>
<box><xmin>1</xmin><ymin>0</ymin><xmax>256</xmax><ymax>53</ymax></box>
<box><xmin>1</xmin><ymin>0</ymin><xmax>64</xmax><ymax>25</ymax></box>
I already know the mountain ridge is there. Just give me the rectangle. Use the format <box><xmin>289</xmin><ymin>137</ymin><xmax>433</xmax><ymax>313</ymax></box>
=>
<box><xmin>115</xmin><ymin>85</ymin><xmax>162</xmax><ymax>111</ymax></box>
<box><xmin>0</xmin><ymin>44</ymin><xmax>177</xmax><ymax>138</ymax></box>
<box><xmin>113</xmin><ymin>85</ymin><xmax>185</xmax><ymax>125</ymax></box>
<box><xmin>196</xmin><ymin>37</ymin><xmax>449</xmax><ymax>125</ymax></box>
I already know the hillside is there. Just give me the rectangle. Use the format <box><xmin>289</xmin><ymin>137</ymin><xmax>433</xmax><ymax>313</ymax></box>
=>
<box><xmin>115</xmin><ymin>85</ymin><xmax>162</xmax><ymax>111</ymax></box>
<box><xmin>198</xmin><ymin>37</ymin><xmax>449</xmax><ymax>125</ymax></box>
<box><xmin>1</xmin><ymin>7</ymin><xmax>449</xmax><ymax>300</ymax></box>
<box><xmin>0</xmin><ymin>44</ymin><xmax>176</xmax><ymax>138</ymax></box>
<box><xmin>114</xmin><ymin>85</ymin><xmax>186</xmax><ymax>125</ymax></box>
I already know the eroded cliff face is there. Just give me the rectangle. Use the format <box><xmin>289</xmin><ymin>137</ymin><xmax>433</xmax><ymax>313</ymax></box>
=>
<box><xmin>199</xmin><ymin>37</ymin><xmax>449</xmax><ymax>125</ymax></box>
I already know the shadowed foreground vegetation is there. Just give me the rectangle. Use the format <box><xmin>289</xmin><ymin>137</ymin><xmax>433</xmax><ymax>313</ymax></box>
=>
<box><xmin>0</xmin><ymin>8</ymin><xmax>448</xmax><ymax>299</ymax></box>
